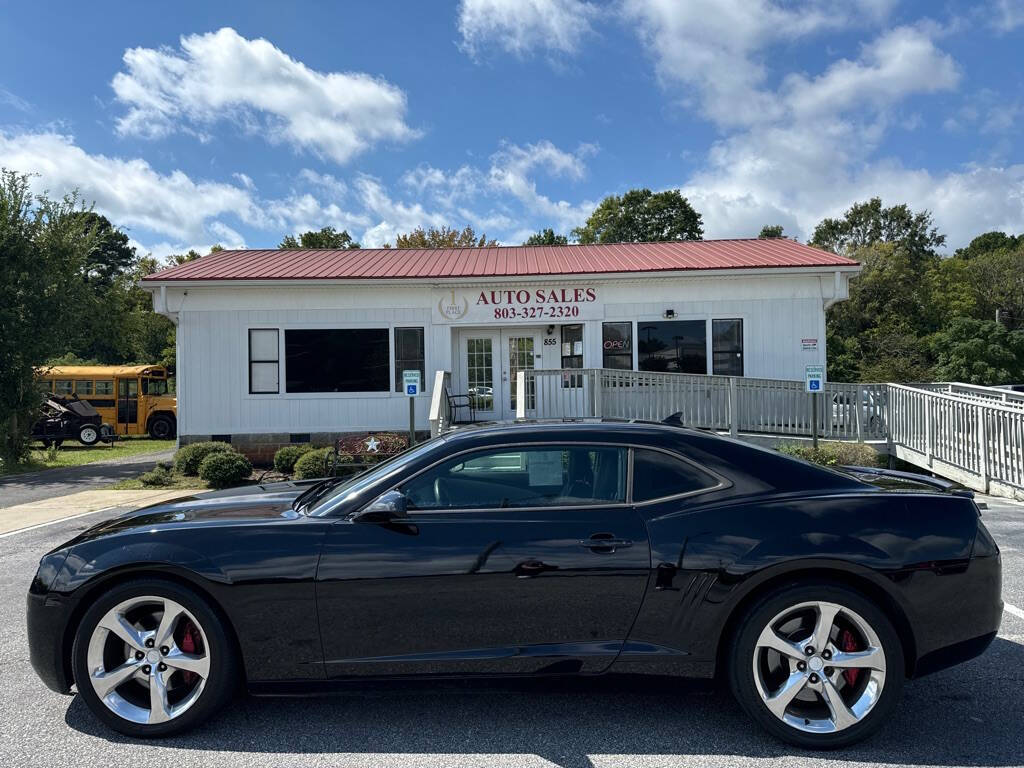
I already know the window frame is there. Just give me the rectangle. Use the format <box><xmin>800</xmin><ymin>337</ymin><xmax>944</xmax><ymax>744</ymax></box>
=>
<box><xmin>248</xmin><ymin>328</ymin><xmax>281</xmax><ymax>395</ymax></box>
<box><xmin>352</xmin><ymin>440</ymin><xmax>731</xmax><ymax>516</ymax></box>
<box><xmin>711</xmin><ymin>317</ymin><xmax>744</xmax><ymax>377</ymax></box>
<box><xmin>601</xmin><ymin>321</ymin><xmax>634</xmax><ymax>370</ymax></box>
<box><xmin>284</xmin><ymin>327</ymin><xmax>391</xmax><ymax>394</ymax></box>
<box><xmin>630</xmin><ymin>445</ymin><xmax>730</xmax><ymax>505</ymax></box>
<box><xmin>393</xmin><ymin>326</ymin><xmax>427</xmax><ymax>394</ymax></box>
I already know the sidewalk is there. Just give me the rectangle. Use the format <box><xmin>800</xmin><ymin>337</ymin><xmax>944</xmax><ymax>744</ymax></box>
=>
<box><xmin>0</xmin><ymin>488</ymin><xmax>196</xmax><ymax>536</ymax></box>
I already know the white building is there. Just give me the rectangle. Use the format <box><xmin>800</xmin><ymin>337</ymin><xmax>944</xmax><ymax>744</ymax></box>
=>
<box><xmin>144</xmin><ymin>239</ymin><xmax>859</xmax><ymax>459</ymax></box>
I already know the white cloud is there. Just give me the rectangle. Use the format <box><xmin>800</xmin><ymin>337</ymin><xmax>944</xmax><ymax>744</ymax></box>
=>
<box><xmin>457</xmin><ymin>0</ymin><xmax>601</xmax><ymax>57</ymax></box>
<box><xmin>781</xmin><ymin>27</ymin><xmax>960</xmax><ymax>117</ymax></box>
<box><xmin>111</xmin><ymin>27</ymin><xmax>418</xmax><ymax>164</ymax></box>
<box><xmin>0</xmin><ymin>87</ymin><xmax>32</xmax><ymax>112</ymax></box>
<box><xmin>614</xmin><ymin>4</ymin><xmax>1015</xmax><ymax>250</ymax></box>
<box><xmin>621</xmin><ymin>0</ymin><xmax>896</xmax><ymax>127</ymax></box>
<box><xmin>0</xmin><ymin>131</ymin><xmax>262</xmax><ymax>243</ymax></box>
<box><xmin>993</xmin><ymin>0</ymin><xmax>1024</xmax><ymax>30</ymax></box>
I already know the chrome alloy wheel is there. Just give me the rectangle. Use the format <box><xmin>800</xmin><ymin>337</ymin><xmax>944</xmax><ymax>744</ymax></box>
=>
<box><xmin>752</xmin><ymin>600</ymin><xmax>886</xmax><ymax>734</ymax></box>
<box><xmin>85</xmin><ymin>596</ymin><xmax>211</xmax><ymax>725</ymax></box>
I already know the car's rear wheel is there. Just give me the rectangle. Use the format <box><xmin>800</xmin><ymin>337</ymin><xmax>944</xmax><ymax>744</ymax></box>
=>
<box><xmin>78</xmin><ymin>425</ymin><xmax>100</xmax><ymax>446</ymax></box>
<box><xmin>728</xmin><ymin>583</ymin><xmax>904</xmax><ymax>749</ymax></box>
<box><xmin>71</xmin><ymin>579</ymin><xmax>238</xmax><ymax>737</ymax></box>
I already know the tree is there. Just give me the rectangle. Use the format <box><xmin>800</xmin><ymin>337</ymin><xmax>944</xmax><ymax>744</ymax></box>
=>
<box><xmin>279</xmin><ymin>227</ymin><xmax>360</xmax><ymax>249</ymax></box>
<box><xmin>166</xmin><ymin>249</ymin><xmax>203</xmax><ymax>266</ymax></box>
<box><xmin>953</xmin><ymin>231</ymin><xmax>1020</xmax><ymax>260</ymax></box>
<box><xmin>931</xmin><ymin>318</ymin><xmax>1024</xmax><ymax>385</ymax></box>
<box><xmin>758</xmin><ymin>225</ymin><xmax>785</xmax><ymax>239</ymax></box>
<box><xmin>1</xmin><ymin>169</ymin><xmax>96</xmax><ymax>465</ymax></box>
<box><xmin>573</xmin><ymin>188</ymin><xmax>703</xmax><ymax>244</ymax></box>
<box><xmin>74</xmin><ymin>212</ymin><xmax>136</xmax><ymax>285</ymax></box>
<box><xmin>810</xmin><ymin>197</ymin><xmax>945</xmax><ymax>260</ymax></box>
<box><xmin>394</xmin><ymin>225</ymin><xmax>497</xmax><ymax>248</ymax></box>
<box><xmin>524</xmin><ymin>228</ymin><xmax>568</xmax><ymax>246</ymax></box>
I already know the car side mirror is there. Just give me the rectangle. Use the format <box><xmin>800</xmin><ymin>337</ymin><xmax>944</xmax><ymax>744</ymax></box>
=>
<box><xmin>352</xmin><ymin>490</ymin><xmax>409</xmax><ymax>523</ymax></box>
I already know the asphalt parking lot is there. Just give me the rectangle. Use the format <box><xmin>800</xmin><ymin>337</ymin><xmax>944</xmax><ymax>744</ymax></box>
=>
<box><xmin>1</xmin><ymin>496</ymin><xmax>1022</xmax><ymax>768</ymax></box>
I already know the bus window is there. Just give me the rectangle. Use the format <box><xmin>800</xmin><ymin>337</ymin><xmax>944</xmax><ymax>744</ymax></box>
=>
<box><xmin>75</xmin><ymin>380</ymin><xmax>94</xmax><ymax>396</ymax></box>
<box><xmin>55</xmin><ymin>380</ymin><xmax>73</xmax><ymax>395</ymax></box>
<box><xmin>95</xmin><ymin>380</ymin><xmax>114</xmax><ymax>396</ymax></box>
<box><xmin>142</xmin><ymin>378</ymin><xmax>168</xmax><ymax>395</ymax></box>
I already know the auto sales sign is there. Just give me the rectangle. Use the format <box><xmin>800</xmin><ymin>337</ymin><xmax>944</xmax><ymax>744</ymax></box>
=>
<box><xmin>433</xmin><ymin>286</ymin><xmax>604</xmax><ymax>324</ymax></box>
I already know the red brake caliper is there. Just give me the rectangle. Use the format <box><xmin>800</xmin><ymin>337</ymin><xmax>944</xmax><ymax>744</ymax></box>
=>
<box><xmin>840</xmin><ymin>629</ymin><xmax>860</xmax><ymax>686</ymax></box>
<box><xmin>180</xmin><ymin>620</ymin><xmax>201</xmax><ymax>686</ymax></box>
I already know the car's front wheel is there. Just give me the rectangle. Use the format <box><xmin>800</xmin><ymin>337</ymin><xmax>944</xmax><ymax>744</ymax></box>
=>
<box><xmin>71</xmin><ymin>579</ymin><xmax>238</xmax><ymax>737</ymax></box>
<box><xmin>728</xmin><ymin>583</ymin><xmax>904</xmax><ymax>749</ymax></box>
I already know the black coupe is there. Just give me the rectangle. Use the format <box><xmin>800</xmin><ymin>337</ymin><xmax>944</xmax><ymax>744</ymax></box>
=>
<box><xmin>28</xmin><ymin>421</ymin><xmax>1003</xmax><ymax>748</ymax></box>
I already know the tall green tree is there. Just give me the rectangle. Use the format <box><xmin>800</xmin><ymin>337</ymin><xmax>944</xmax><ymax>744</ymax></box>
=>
<box><xmin>931</xmin><ymin>318</ymin><xmax>1024</xmax><ymax>385</ymax></box>
<box><xmin>758</xmin><ymin>224</ymin><xmax>785</xmax><ymax>239</ymax></box>
<box><xmin>0</xmin><ymin>170</ymin><xmax>96</xmax><ymax>465</ymax></box>
<box><xmin>394</xmin><ymin>225</ymin><xmax>497</xmax><ymax>248</ymax></box>
<box><xmin>810</xmin><ymin>197</ymin><xmax>945</xmax><ymax>260</ymax></box>
<box><xmin>280</xmin><ymin>227</ymin><xmax>359</xmax><ymax>249</ymax></box>
<box><xmin>524</xmin><ymin>228</ymin><xmax>568</xmax><ymax>245</ymax></box>
<box><xmin>573</xmin><ymin>188</ymin><xmax>703</xmax><ymax>244</ymax></box>
<box><xmin>953</xmin><ymin>231</ymin><xmax>1020</xmax><ymax>260</ymax></box>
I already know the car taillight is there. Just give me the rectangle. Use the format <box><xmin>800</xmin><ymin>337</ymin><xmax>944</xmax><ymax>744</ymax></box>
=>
<box><xmin>972</xmin><ymin>521</ymin><xmax>1000</xmax><ymax>558</ymax></box>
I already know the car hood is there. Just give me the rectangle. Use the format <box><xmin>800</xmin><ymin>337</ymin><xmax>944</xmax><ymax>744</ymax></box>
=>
<box><xmin>63</xmin><ymin>480</ymin><xmax>319</xmax><ymax>547</ymax></box>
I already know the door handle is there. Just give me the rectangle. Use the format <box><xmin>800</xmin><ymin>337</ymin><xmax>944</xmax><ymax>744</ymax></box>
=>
<box><xmin>579</xmin><ymin>533</ymin><xmax>633</xmax><ymax>553</ymax></box>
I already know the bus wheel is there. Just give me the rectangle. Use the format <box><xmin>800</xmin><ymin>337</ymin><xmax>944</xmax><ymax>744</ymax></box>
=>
<box><xmin>78</xmin><ymin>425</ymin><xmax>100</xmax><ymax>446</ymax></box>
<box><xmin>149</xmin><ymin>415</ymin><xmax>176</xmax><ymax>439</ymax></box>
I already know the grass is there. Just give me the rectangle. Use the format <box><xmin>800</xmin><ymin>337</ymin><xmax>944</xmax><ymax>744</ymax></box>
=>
<box><xmin>109</xmin><ymin>472</ymin><xmax>210</xmax><ymax>491</ymax></box>
<box><xmin>0</xmin><ymin>438</ymin><xmax>175</xmax><ymax>477</ymax></box>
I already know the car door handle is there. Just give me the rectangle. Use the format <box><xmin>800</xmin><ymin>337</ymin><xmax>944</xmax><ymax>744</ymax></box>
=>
<box><xmin>579</xmin><ymin>533</ymin><xmax>633</xmax><ymax>553</ymax></box>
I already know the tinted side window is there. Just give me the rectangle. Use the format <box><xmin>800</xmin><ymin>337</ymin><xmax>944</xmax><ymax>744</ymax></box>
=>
<box><xmin>401</xmin><ymin>445</ymin><xmax>628</xmax><ymax>510</ymax></box>
<box><xmin>632</xmin><ymin>448</ymin><xmax>719</xmax><ymax>502</ymax></box>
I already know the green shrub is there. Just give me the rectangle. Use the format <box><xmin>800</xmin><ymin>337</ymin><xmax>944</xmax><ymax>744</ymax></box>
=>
<box><xmin>273</xmin><ymin>444</ymin><xmax>314</xmax><ymax>474</ymax></box>
<box><xmin>173</xmin><ymin>441</ymin><xmax>235</xmax><ymax>476</ymax></box>
<box><xmin>293</xmin><ymin>447</ymin><xmax>335</xmax><ymax>480</ymax></box>
<box><xmin>139</xmin><ymin>464</ymin><xmax>174</xmax><ymax>487</ymax></box>
<box><xmin>198</xmin><ymin>452</ymin><xmax>253</xmax><ymax>488</ymax></box>
<box><xmin>777</xmin><ymin>441</ymin><xmax>883</xmax><ymax>468</ymax></box>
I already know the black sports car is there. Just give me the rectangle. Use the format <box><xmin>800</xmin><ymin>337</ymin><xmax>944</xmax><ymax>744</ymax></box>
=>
<box><xmin>27</xmin><ymin>422</ymin><xmax>1003</xmax><ymax>748</ymax></box>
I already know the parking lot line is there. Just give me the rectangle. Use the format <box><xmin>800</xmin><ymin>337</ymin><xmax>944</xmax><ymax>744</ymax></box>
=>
<box><xmin>1005</xmin><ymin>603</ymin><xmax>1024</xmax><ymax>622</ymax></box>
<box><xmin>0</xmin><ymin>505</ymin><xmax>117</xmax><ymax>539</ymax></box>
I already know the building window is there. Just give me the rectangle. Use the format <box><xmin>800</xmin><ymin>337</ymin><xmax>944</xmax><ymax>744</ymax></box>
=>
<box><xmin>638</xmin><ymin>320</ymin><xmax>706</xmax><ymax>374</ymax></box>
<box><xmin>394</xmin><ymin>327</ymin><xmax>426</xmax><ymax>393</ymax></box>
<box><xmin>249</xmin><ymin>329</ymin><xmax>280</xmax><ymax>394</ymax></box>
<box><xmin>712</xmin><ymin>318</ymin><xmax>744</xmax><ymax>376</ymax></box>
<box><xmin>602</xmin><ymin>322</ymin><xmax>633</xmax><ymax>370</ymax></box>
<box><xmin>95</xmin><ymin>380</ymin><xmax>114</xmax><ymax>396</ymax></box>
<box><xmin>561</xmin><ymin>324</ymin><xmax>583</xmax><ymax>387</ymax></box>
<box><xmin>75</xmin><ymin>380</ymin><xmax>94</xmax><ymax>396</ymax></box>
<box><xmin>285</xmin><ymin>328</ymin><xmax>389</xmax><ymax>393</ymax></box>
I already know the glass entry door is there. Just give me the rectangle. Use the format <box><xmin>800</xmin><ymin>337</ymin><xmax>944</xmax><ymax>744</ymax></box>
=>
<box><xmin>461</xmin><ymin>332</ymin><xmax>500</xmax><ymax>420</ymax></box>
<box><xmin>500</xmin><ymin>329</ymin><xmax>542</xmax><ymax>420</ymax></box>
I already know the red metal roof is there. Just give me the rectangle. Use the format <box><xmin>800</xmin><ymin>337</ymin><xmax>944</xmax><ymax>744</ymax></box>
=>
<box><xmin>142</xmin><ymin>239</ymin><xmax>858</xmax><ymax>282</ymax></box>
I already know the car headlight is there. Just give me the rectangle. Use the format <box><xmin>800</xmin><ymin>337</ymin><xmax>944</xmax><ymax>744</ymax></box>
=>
<box><xmin>29</xmin><ymin>550</ymin><xmax>69</xmax><ymax>596</ymax></box>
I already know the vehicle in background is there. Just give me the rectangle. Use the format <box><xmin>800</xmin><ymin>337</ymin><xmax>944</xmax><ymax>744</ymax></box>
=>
<box><xmin>994</xmin><ymin>383</ymin><xmax>1024</xmax><ymax>393</ymax></box>
<box><xmin>38</xmin><ymin>365</ymin><xmax>177</xmax><ymax>439</ymax></box>
<box><xmin>831</xmin><ymin>389</ymin><xmax>885</xmax><ymax>433</ymax></box>
<box><xmin>30</xmin><ymin>395</ymin><xmax>114</xmax><ymax>447</ymax></box>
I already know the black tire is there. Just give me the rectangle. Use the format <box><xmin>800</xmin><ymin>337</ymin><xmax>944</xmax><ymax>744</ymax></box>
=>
<box><xmin>78</xmin><ymin>424</ymin><xmax>100</xmax><ymax>446</ymax></box>
<box><xmin>148</xmin><ymin>415</ymin><xmax>176</xmax><ymax>439</ymax></box>
<box><xmin>728</xmin><ymin>582</ymin><xmax>904</xmax><ymax>749</ymax></box>
<box><xmin>71</xmin><ymin>578</ymin><xmax>239</xmax><ymax>738</ymax></box>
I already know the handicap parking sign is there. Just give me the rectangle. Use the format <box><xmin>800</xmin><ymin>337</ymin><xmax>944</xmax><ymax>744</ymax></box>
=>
<box><xmin>805</xmin><ymin>365</ymin><xmax>824</xmax><ymax>393</ymax></box>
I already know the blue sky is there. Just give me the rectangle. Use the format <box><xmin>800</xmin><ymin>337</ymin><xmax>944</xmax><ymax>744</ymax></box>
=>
<box><xmin>1</xmin><ymin>0</ymin><xmax>1022</xmax><ymax>258</ymax></box>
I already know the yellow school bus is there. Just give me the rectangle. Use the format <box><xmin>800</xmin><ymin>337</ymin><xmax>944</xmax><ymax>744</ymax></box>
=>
<box><xmin>39</xmin><ymin>365</ymin><xmax>177</xmax><ymax>439</ymax></box>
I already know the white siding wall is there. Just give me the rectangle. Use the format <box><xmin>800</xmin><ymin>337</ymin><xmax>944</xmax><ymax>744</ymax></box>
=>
<box><xmin>167</xmin><ymin>271</ymin><xmax>842</xmax><ymax>436</ymax></box>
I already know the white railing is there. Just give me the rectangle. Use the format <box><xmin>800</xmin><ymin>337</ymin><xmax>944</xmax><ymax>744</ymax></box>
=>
<box><xmin>428</xmin><ymin>370</ymin><xmax>452</xmax><ymax>438</ymax></box>
<box><xmin>887</xmin><ymin>383</ymin><xmax>1024</xmax><ymax>496</ymax></box>
<box><xmin>916</xmin><ymin>381</ymin><xmax>1024</xmax><ymax>410</ymax></box>
<box><xmin>518</xmin><ymin>368</ymin><xmax>887</xmax><ymax>440</ymax></box>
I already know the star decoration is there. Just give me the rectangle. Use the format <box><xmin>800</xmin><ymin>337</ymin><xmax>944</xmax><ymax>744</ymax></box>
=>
<box><xmin>364</xmin><ymin>436</ymin><xmax>381</xmax><ymax>453</ymax></box>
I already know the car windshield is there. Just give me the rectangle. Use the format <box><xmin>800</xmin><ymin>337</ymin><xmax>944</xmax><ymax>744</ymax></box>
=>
<box><xmin>305</xmin><ymin>438</ymin><xmax>445</xmax><ymax>516</ymax></box>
